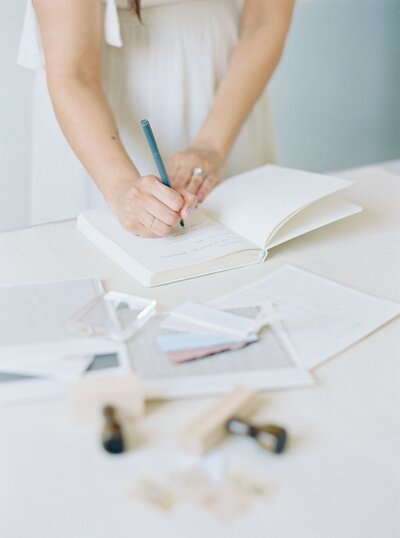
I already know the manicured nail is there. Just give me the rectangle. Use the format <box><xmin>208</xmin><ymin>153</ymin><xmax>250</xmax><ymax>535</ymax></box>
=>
<box><xmin>197</xmin><ymin>194</ymin><xmax>204</xmax><ymax>203</ymax></box>
<box><xmin>184</xmin><ymin>208</ymin><xmax>193</xmax><ymax>220</ymax></box>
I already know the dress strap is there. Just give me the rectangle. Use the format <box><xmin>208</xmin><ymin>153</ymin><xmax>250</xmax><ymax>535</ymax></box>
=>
<box><xmin>17</xmin><ymin>0</ymin><xmax>123</xmax><ymax>71</ymax></box>
<box><xmin>17</xmin><ymin>1</ymin><xmax>45</xmax><ymax>69</ymax></box>
<box><xmin>105</xmin><ymin>0</ymin><xmax>123</xmax><ymax>48</ymax></box>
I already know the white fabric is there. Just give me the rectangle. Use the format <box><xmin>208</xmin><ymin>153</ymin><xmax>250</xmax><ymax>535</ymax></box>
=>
<box><xmin>17</xmin><ymin>0</ymin><xmax>213</xmax><ymax>69</ymax></box>
<box><xmin>104</xmin><ymin>0</ymin><xmax>123</xmax><ymax>47</ymax></box>
<box><xmin>17</xmin><ymin>1</ymin><xmax>44</xmax><ymax>70</ymax></box>
<box><xmin>18</xmin><ymin>0</ymin><xmax>277</xmax><ymax>225</ymax></box>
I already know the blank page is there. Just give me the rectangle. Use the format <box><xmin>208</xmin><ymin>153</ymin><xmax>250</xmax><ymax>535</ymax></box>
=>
<box><xmin>267</xmin><ymin>196</ymin><xmax>362</xmax><ymax>249</ymax></box>
<box><xmin>202</xmin><ymin>165</ymin><xmax>354</xmax><ymax>249</ymax></box>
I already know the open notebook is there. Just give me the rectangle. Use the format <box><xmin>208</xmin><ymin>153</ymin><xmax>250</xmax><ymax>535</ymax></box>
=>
<box><xmin>77</xmin><ymin>165</ymin><xmax>361</xmax><ymax>286</ymax></box>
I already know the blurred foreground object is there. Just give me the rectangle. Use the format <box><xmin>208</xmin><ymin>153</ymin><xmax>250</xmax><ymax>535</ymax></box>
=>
<box><xmin>181</xmin><ymin>386</ymin><xmax>260</xmax><ymax>455</ymax></box>
<box><xmin>227</xmin><ymin>417</ymin><xmax>287</xmax><ymax>454</ymax></box>
<box><xmin>102</xmin><ymin>405</ymin><xmax>125</xmax><ymax>454</ymax></box>
<box><xmin>70</xmin><ymin>374</ymin><xmax>144</xmax><ymax>423</ymax></box>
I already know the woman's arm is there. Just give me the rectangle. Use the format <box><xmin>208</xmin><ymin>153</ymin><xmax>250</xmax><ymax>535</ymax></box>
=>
<box><xmin>34</xmin><ymin>0</ymin><xmax>195</xmax><ymax>236</ymax></box>
<box><xmin>168</xmin><ymin>0</ymin><xmax>295</xmax><ymax>201</ymax></box>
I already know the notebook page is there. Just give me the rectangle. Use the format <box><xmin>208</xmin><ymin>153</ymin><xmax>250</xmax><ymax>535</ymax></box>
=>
<box><xmin>267</xmin><ymin>196</ymin><xmax>362</xmax><ymax>249</ymax></box>
<box><xmin>202</xmin><ymin>165</ymin><xmax>354</xmax><ymax>249</ymax></box>
<box><xmin>79</xmin><ymin>209</ymin><xmax>256</xmax><ymax>274</ymax></box>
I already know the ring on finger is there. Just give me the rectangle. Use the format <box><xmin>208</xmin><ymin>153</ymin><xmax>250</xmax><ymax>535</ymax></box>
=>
<box><xmin>191</xmin><ymin>167</ymin><xmax>204</xmax><ymax>178</ymax></box>
<box><xmin>147</xmin><ymin>216</ymin><xmax>156</xmax><ymax>231</ymax></box>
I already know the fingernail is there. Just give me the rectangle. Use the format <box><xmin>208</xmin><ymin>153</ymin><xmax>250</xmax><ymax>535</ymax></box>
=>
<box><xmin>198</xmin><ymin>194</ymin><xmax>204</xmax><ymax>203</ymax></box>
<box><xmin>184</xmin><ymin>208</ymin><xmax>193</xmax><ymax>220</ymax></box>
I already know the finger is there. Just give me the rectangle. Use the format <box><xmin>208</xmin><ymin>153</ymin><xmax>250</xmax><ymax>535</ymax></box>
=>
<box><xmin>132</xmin><ymin>222</ymin><xmax>158</xmax><ymax>238</ymax></box>
<box><xmin>141</xmin><ymin>175</ymin><xmax>184</xmax><ymax>212</ymax></box>
<box><xmin>185</xmin><ymin>173</ymin><xmax>204</xmax><ymax>195</ymax></box>
<box><xmin>197</xmin><ymin>176</ymin><xmax>219</xmax><ymax>202</ymax></box>
<box><xmin>145</xmin><ymin>195</ymin><xmax>181</xmax><ymax>227</ymax></box>
<box><xmin>143</xmin><ymin>212</ymin><xmax>173</xmax><ymax>238</ymax></box>
<box><xmin>173</xmin><ymin>166</ymin><xmax>193</xmax><ymax>189</ymax></box>
<box><xmin>119</xmin><ymin>210</ymin><xmax>157</xmax><ymax>238</ymax></box>
<box><xmin>126</xmin><ymin>191</ymin><xmax>180</xmax><ymax>228</ymax></box>
<box><xmin>167</xmin><ymin>164</ymin><xmax>179</xmax><ymax>187</ymax></box>
<box><xmin>118</xmin><ymin>202</ymin><xmax>147</xmax><ymax>234</ymax></box>
<box><xmin>177</xmin><ymin>189</ymin><xmax>198</xmax><ymax>221</ymax></box>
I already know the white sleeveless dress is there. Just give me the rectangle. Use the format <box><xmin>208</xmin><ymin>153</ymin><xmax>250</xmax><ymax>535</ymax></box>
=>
<box><xmin>18</xmin><ymin>0</ymin><xmax>277</xmax><ymax>225</ymax></box>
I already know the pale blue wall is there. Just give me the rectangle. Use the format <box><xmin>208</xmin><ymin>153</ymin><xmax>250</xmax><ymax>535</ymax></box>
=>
<box><xmin>0</xmin><ymin>0</ymin><xmax>33</xmax><ymax>230</ymax></box>
<box><xmin>269</xmin><ymin>0</ymin><xmax>400</xmax><ymax>172</ymax></box>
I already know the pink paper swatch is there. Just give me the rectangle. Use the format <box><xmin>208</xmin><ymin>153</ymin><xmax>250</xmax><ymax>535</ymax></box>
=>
<box><xmin>168</xmin><ymin>342</ymin><xmax>247</xmax><ymax>364</ymax></box>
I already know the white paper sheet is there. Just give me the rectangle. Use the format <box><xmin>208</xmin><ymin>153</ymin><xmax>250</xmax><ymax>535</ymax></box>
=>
<box><xmin>160</xmin><ymin>301</ymin><xmax>258</xmax><ymax>338</ymax></box>
<box><xmin>210</xmin><ymin>265</ymin><xmax>400</xmax><ymax>369</ymax></box>
<box><xmin>0</xmin><ymin>278</ymin><xmax>102</xmax><ymax>352</ymax></box>
<box><xmin>0</xmin><ymin>375</ymin><xmax>68</xmax><ymax>405</ymax></box>
<box><xmin>0</xmin><ymin>278</ymin><xmax>132</xmax><ymax>404</ymax></box>
<box><xmin>0</xmin><ymin>354</ymin><xmax>93</xmax><ymax>382</ymax></box>
<box><xmin>0</xmin><ymin>347</ymin><xmax>130</xmax><ymax>405</ymax></box>
<box><xmin>0</xmin><ymin>278</ymin><xmax>132</xmax><ymax>363</ymax></box>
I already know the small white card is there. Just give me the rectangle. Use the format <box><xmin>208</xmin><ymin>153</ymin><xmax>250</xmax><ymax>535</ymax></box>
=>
<box><xmin>161</xmin><ymin>301</ymin><xmax>261</xmax><ymax>338</ymax></box>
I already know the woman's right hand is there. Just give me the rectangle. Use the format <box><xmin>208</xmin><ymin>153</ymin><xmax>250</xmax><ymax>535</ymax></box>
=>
<box><xmin>109</xmin><ymin>175</ymin><xmax>197</xmax><ymax>238</ymax></box>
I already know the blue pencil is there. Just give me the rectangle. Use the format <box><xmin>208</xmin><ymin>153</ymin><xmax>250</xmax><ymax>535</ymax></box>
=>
<box><xmin>140</xmin><ymin>119</ymin><xmax>184</xmax><ymax>227</ymax></box>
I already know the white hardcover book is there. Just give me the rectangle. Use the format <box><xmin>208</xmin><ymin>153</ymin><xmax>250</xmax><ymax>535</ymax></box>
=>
<box><xmin>77</xmin><ymin>165</ymin><xmax>362</xmax><ymax>286</ymax></box>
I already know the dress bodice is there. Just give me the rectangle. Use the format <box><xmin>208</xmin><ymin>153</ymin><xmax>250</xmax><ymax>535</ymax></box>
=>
<box><xmin>18</xmin><ymin>0</ymin><xmax>204</xmax><ymax>69</ymax></box>
<box><xmin>112</xmin><ymin>0</ymin><xmax>195</xmax><ymax>7</ymax></box>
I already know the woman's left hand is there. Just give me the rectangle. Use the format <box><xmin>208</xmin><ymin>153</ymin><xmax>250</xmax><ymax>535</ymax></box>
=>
<box><xmin>167</xmin><ymin>144</ymin><xmax>223</xmax><ymax>202</ymax></box>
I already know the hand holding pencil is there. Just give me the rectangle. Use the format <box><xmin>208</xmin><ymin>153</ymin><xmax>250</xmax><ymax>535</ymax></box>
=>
<box><xmin>140</xmin><ymin>119</ymin><xmax>186</xmax><ymax>227</ymax></box>
<box><xmin>108</xmin><ymin>120</ymin><xmax>196</xmax><ymax>238</ymax></box>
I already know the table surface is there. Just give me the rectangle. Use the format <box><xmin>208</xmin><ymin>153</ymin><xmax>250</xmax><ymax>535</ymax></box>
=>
<box><xmin>0</xmin><ymin>162</ymin><xmax>399</xmax><ymax>538</ymax></box>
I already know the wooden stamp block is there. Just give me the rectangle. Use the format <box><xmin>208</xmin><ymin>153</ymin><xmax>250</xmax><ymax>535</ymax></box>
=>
<box><xmin>70</xmin><ymin>374</ymin><xmax>144</xmax><ymax>423</ymax></box>
<box><xmin>180</xmin><ymin>386</ymin><xmax>260</xmax><ymax>455</ymax></box>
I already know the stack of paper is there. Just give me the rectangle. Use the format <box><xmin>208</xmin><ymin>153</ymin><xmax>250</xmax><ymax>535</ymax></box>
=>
<box><xmin>128</xmin><ymin>301</ymin><xmax>313</xmax><ymax>398</ymax></box>
<box><xmin>0</xmin><ymin>279</ymin><xmax>130</xmax><ymax>404</ymax></box>
<box><xmin>156</xmin><ymin>302</ymin><xmax>274</xmax><ymax>363</ymax></box>
<box><xmin>127</xmin><ymin>265</ymin><xmax>399</xmax><ymax>399</ymax></box>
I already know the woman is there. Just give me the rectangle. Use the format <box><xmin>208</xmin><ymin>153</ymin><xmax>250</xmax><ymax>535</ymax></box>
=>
<box><xmin>18</xmin><ymin>0</ymin><xmax>294</xmax><ymax>237</ymax></box>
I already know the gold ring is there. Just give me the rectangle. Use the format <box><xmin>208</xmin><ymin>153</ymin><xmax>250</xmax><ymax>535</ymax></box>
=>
<box><xmin>148</xmin><ymin>216</ymin><xmax>156</xmax><ymax>231</ymax></box>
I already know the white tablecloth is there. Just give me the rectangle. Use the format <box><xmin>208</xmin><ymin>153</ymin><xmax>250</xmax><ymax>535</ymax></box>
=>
<box><xmin>0</xmin><ymin>162</ymin><xmax>399</xmax><ymax>538</ymax></box>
